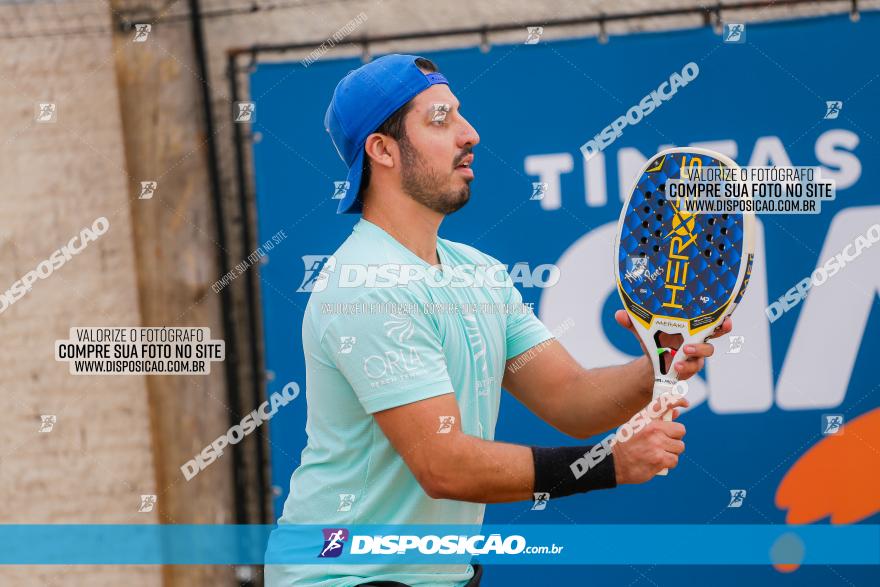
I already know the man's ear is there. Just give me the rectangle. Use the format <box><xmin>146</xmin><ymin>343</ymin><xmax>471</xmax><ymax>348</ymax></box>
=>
<box><xmin>364</xmin><ymin>133</ymin><xmax>397</xmax><ymax>169</ymax></box>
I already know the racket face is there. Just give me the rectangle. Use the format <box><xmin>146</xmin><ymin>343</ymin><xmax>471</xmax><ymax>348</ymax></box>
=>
<box><xmin>614</xmin><ymin>148</ymin><xmax>754</xmax><ymax>341</ymax></box>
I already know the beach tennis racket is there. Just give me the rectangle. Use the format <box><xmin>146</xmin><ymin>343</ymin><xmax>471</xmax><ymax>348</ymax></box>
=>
<box><xmin>613</xmin><ymin>147</ymin><xmax>756</xmax><ymax>475</ymax></box>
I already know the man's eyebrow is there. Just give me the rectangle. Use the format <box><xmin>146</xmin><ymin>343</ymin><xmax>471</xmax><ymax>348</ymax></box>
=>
<box><xmin>425</xmin><ymin>100</ymin><xmax>460</xmax><ymax>111</ymax></box>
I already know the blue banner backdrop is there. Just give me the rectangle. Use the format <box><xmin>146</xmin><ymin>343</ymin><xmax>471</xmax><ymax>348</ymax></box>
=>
<box><xmin>250</xmin><ymin>13</ymin><xmax>880</xmax><ymax>586</ymax></box>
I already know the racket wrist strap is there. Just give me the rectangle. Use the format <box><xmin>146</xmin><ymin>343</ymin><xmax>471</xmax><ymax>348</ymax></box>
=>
<box><xmin>531</xmin><ymin>445</ymin><xmax>617</xmax><ymax>499</ymax></box>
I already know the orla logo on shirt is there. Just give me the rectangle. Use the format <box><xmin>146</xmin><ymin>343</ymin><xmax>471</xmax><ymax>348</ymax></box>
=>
<box><xmin>362</xmin><ymin>313</ymin><xmax>427</xmax><ymax>387</ymax></box>
<box><xmin>384</xmin><ymin>313</ymin><xmax>415</xmax><ymax>343</ymax></box>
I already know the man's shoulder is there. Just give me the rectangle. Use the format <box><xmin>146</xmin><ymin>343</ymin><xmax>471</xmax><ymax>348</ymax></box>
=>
<box><xmin>439</xmin><ymin>237</ymin><xmax>502</xmax><ymax>266</ymax></box>
<box><xmin>310</xmin><ymin>229</ymin><xmax>419</xmax><ymax>297</ymax></box>
<box><xmin>303</xmin><ymin>236</ymin><xmax>425</xmax><ymax>338</ymax></box>
<box><xmin>326</xmin><ymin>224</ymin><xmax>416</xmax><ymax>267</ymax></box>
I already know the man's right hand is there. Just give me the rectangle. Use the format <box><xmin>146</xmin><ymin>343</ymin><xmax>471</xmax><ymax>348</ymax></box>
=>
<box><xmin>612</xmin><ymin>398</ymin><xmax>688</xmax><ymax>484</ymax></box>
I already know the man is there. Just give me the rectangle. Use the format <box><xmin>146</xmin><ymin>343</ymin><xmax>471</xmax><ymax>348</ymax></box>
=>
<box><xmin>265</xmin><ymin>54</ymin><xmax>730</xmax><ymax>586</ymax></box>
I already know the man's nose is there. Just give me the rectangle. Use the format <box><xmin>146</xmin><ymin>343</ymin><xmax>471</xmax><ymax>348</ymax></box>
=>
<box><xmin>458</xmin><ymin>117</ymin><xmax>480</xmax><ymax>147</ymax></box>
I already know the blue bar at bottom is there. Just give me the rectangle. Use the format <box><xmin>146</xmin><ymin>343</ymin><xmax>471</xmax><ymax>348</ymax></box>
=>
<box><xmin>0</xmin><ymin>524</ymin><xmax>875</xmax><ymax>565</ymax></box>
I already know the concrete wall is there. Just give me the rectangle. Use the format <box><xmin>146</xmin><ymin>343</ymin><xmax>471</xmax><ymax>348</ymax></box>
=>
<box><xmin>0</xmin><ymin>2</ymin><xmax>160</xmax><ymax>585</ymax></box>
<box><xmin>0</xmin><ymin>1</ymin><xmax>235</xmax><ymax>585</ymax></box>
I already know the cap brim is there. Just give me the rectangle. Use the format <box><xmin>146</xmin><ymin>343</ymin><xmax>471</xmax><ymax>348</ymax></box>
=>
<box><xmin>336</xmin><ymin>148</ymin><xmax>365</xmax><ymax>214</ymax></box>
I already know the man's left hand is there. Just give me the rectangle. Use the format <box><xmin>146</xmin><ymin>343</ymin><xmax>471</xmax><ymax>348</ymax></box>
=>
<box><xmin>614</xmin><ymin>310</ymin><xmax>733</xmax><ymax>381</ymax></box>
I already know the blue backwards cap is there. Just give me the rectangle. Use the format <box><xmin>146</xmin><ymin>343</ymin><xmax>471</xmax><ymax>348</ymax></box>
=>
<box><xmin>324</xmin><ymin>54</ymin><xmax>448</xmax><ymax>214</ymax></box>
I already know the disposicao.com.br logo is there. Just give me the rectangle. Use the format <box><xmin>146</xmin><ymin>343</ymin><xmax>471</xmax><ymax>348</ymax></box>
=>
<box><xmin>297</xmin><ymin>255</ymin><xmax>560</xmax><ymax>292</ymax></box>
<box><xmin>317</xmin><ymin>529</ymin><xmax>564</xmax><ymax>557</ymax></box>
<box><xmin>318</xmin><ymin>528</ymin><xmax>349</xmax><ymax>558</ymax></box>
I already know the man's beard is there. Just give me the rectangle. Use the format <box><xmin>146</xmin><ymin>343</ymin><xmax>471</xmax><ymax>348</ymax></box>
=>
<box><xmin>399</xmin><ymin>137</ymin><xmax>471</xmax><ymax>215</ymax></box>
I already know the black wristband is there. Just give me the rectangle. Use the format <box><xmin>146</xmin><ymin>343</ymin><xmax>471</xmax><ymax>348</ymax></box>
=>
<box><xmin>531</xmin><ymin>445</ymin><xmax>617</xmax><ymax>498</ymax></box>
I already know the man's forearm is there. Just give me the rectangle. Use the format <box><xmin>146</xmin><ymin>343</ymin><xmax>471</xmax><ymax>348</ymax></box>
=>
<box><xmin>428</xmin><ymin>433</ymin><xmax>616</xmax><ymax>504</ymax></box>
<box><xmin>559</xmin><ymin>355</ymin><xmax>654</xmax><ymax>438</ymax></box>
<box><xmin>427</xmin><ymin>433</ymin><xmax>535</xmax><ymax>503</ymax></box>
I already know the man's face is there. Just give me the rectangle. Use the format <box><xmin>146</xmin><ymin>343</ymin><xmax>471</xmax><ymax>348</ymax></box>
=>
<box><xmin>397</xmin><ymin>84</ymin><xmax>480</xmax><ymax>215</ymax></box>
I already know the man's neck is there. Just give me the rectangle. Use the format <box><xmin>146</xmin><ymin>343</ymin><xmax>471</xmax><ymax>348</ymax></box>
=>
<box><xmin>362</xmin><ymin>191</ymin><xmax>444</xmax><ymax>266</ymax></box>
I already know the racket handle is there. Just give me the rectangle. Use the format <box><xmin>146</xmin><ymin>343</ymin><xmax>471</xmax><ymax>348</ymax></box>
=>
<box><xmin>656</xmin><ymin>409</ymin><xmax>673</xmax><ymax>476</ymax></box>
<box><xmin>651</xmin><ymin>382</ymin><xmax>676</xmax><ymax>476</ymax></box>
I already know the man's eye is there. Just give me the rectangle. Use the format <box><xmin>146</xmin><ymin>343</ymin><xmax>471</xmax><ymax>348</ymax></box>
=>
<box><xmin>429</xmin><ymin>105</ymin><xmax>452</xmax><ymax>125</ymax></box>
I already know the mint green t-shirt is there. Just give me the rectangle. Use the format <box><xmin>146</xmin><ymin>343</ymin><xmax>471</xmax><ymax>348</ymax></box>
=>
<box><xmin>266</xmin><ymin>219</ymin><xmax>553</xmax><ymax>587</ymax></box>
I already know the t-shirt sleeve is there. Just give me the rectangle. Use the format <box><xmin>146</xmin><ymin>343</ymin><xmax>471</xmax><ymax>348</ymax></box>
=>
<box><xmin>320</xmin><ymin>290</ymin><xmax>455</xmax><ymax>414</ymax></box>
<box><xmin>501</xmin><ymin>268</ymin><xmax>555</xmax><ymax>361</ymax></box>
